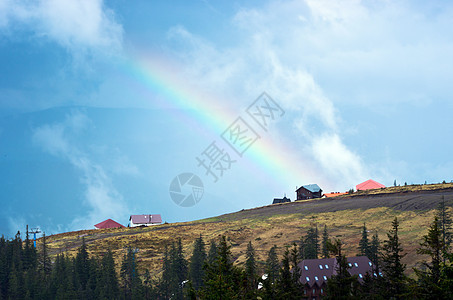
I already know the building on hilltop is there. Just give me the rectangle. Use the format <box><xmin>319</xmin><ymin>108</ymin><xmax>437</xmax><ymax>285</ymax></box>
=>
<box><xmin>129</xmin><ymin>214</ymin><xmax>162</xmax><ymax>227</ymax></box>
<box><xmin>272</xmin><ymin>195</ymin><xmax>291</xmax><ymax>204</ymax></box>
<box><xmin>298</xmin><ymin>256</ymin><xmax>376</xmax><ymax>299</ymax></box>
<box><xmin>356</xmin><ymin>179</ymin><xmax>385</xmax><ymax>191</ymax></box>
<box><xmin>94</xmin><ymin>218</ymin><xmax>125</xmax><ymax>229</ymax></box>
<box><xmin>296</xmin><ymin>184</ymin><xmax>323</xmax><ymax>200</ymax></box>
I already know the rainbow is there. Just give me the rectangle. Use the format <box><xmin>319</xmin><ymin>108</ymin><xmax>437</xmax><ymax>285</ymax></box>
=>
<box><xmin>120</xmin><ymin>51</ymin><xmax>327</xmax><ymax>193</ymax></box>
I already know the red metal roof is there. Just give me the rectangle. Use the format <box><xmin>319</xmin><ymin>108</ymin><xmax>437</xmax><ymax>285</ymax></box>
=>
<box><xmin>356</xmin><ymin>179</ymin><xmax>385</xmax><ymax>191</ymax></box>
<box><xmin>323</xmin><ymin>192</ymin><xmax>347</xmax><ymax>198</ymax></box>
<box><xmin>94</xmin><ymin>219</ymin><xmax>125</xmax><ymax>229</ymax></box>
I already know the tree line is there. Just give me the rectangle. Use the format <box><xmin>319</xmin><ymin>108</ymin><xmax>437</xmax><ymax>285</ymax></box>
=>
<box><xmin>0</xmin><ymin>198</ymin><xmax>452</xmax><ymax>299</ymax></box>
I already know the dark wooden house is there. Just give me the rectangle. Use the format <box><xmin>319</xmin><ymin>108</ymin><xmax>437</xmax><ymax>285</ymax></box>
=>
<box><xmin>272</xmin><ymin>195</ymin><xmax>291</xmax><ymax>204</ymax></box>
<box><xmin>296</xmin><ymin>184</ymin><xmax>322</xmax><ymax>200</ymax></box>
<box><xmin>298</xmin><ymin>256</ymin><xmax>376</xmax><ymax>299</ymax></box>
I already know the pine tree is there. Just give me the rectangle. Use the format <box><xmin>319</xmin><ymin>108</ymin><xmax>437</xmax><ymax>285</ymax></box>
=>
<box><xmin>265</xmin><ymin>245</ymin><xmax>280</xmax><ymax>284</ymax></box>
<box><xmin>437</xmin><ymin>195</ymin><xmax>452</xmax><ymax>261</ymax></box>
<box><xmin>262</xmin><ymin>245</ymin><xmax>279</xmax><ymax>299</ymax></box>
<box><xmin>369</xmin><ymin>232</ymin><xmax>381</xmax><ymax>272</ymax></box>
<box><xmin>189</xmin><ymin>234</ymin><xmax>206</xmax><ymax>291</ymax></box>
<box><xmin>159</xmin><ymin>244</ymin><xmax>171</xmax><ymax>299</ymax></box>
<box><xmin>276</xmin><ymin>247</ymin><xmax>293</xmax><ymax>299</ymax></box>
<box><xmin>38</xmin><ymin>233</ymin><xmax>51</xmax><ymax>276</ymax></box>
<box><xmin>322</xmin><ymin>225</ymin><xmax>330</xmax><ymax>258</ymax></box>
<box><xmin>414</xmin><ymin>216</ymin><xmax>444</xmax><ymax>299</ymax></box>
<box><xmin>170</xmin><ymin>238</ymin><xmax>188</xmax><ymax>300</ymax></box>
<box><xmin>358</xmin><ymin>223</ymin><xmax>370</xmax><ymax>257</ymax></box>
<box><xmin>201</xmin><ymin>236</ymin><xmax>241</xmax><ymax>299</ymax></box>
<box><xmin>207</xmin><ymin>239</ymin><xmax>218</xmax><ymax>265</ymax></box>
<box><xmin>96</xmin><ymin>249</ymin><xmax>119</xmax><ymax>299</ymax></box>
<box><xmin>381</xmin><ymin>217</ymin><xmax>407</xmax><ymax>299</ymax></box>
<box><xmin>301</xmin><ymin>226</ymin><xmax>319</xmax><ymax>259</ymax></box>
<box><xmin>120</xmin><ymin>247</ymin><xmax>142</xmax><ymax>299</ymax></box>
<box><xmin>244</xmin><ymin>241</ymin><xmax>257</xmax><ymax>297</ymax></box>
<box><xmin>75</xmin><ymin>237</ymin><xmax>90</xmax><ymax>291</ymax></box>
<box><xmin>325</xmin><ymin>239</ymin><xmax>358</xmax><ymax>299</ymax></box>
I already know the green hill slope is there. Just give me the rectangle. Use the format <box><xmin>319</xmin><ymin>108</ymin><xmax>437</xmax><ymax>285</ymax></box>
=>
<box><xmin>44</xmin><ymin>183</ymin><xmax>453</xmax><ymax>279</ymax></box>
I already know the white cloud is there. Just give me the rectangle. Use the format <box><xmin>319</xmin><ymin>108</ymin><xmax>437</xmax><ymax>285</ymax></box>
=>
<box><xmin>165</xmin><ymin>10</ymin><xmax>368</xmax><ymax>188</ymax></box>
<box><xmin>0</xmin><ymin>0</ymin><xmax>123</xmax><ymax>57</ymax></box>
<box><xmin>32</xmin><ymin>111</ymin><xmax>129</xmax><ymax>231</ymax></box>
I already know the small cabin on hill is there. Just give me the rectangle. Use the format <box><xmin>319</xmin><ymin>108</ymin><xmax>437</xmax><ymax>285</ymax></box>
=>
<box><xmin>356</xmin><ymin>179</ymin><xmax>385</xmax><ymax>191</ymax></box>
<box><xmin>129</xmin><ymin>214</ymin><xmax>162</xmax><ymax>227</ymax></box>
<box><xmin>273</xmin><ymin>195</ymin><xmax>291</xmax><ymax>204</ymax></box>
<box><xmin>296</xmin><ymin>184</ymin><xmax>322</xmax><ymax>200</ymax></box>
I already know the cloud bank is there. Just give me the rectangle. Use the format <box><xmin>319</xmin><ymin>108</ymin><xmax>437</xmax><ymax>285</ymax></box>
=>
<box><xmin>32</xmin><ymin>111</ymin><xmax>129</xmax><ymax>231</ymax></box>
<box><xmin>0</xmin><ymin>0</ymin><xmax>123</xmax><ymax>57</ymax></box>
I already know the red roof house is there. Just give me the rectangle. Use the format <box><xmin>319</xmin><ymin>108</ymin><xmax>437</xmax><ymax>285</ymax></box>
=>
<box><xmin>94</xmin><ymin>219</ymin><xmax>125</xmax><ymax>229</ymax></box>
<box><xmin>356</xmin><ymin>179</ymin><xmax>385</xmax><ymax>191</ymax></box>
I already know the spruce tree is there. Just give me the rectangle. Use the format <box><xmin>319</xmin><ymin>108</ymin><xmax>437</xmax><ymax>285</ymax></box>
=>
<box><xmin>97</xmin><ymin>249</ymin><xmax>119</xmax><ymax>299</ymax></box>
<box><xmin>381</xmin><ymin>217</ymin><xmax>407</xmax><ymax>299</ymax></box>
<box><xmin>38</xmin><ymin>233</ymin><xmax>51</xmax><ymax>276</ymax></box>
<box><xmin>437</xmin><ymin>195</ymin><xmax>452</xmax><ymax>261</ymax></box>
<box><xmin>244</xmin><ymin>241</ymin><xmax>257</xmax><ymax>297</ymax></box>
<box><xmin>170</xmin><ymin>238</ymin><xmax>188</xmax><ymax>300</ymax></box>
<box><xmin>262</xmin><ymin>245</ymin><xmax>279</xmax><ymax>299</ymax></box>
<box><xmin>265</xmin><ymin>245</ymin><xmax>280</xmax><ymax>284</ymax></box>
<box><xmin>202</xmin><ymin>236</ymin><xmax>241</xmax><ymax>299</ymax></box>
<box><xmin>322</xmin><ymin>225</ymin><xmax>330</xmax><ymax>258</ymax></box>
<box><xmin>189</xmin><ymin>234</ymin><xmax>206</xmax><ymax>291</ymax></box>
<box><xmin>414</xmin><ymin>216</ymin><xmax>444</xmax><ymax>299</ymax></box>
<box><xmin>207</xmin><ymin>240</ymin><xmax>218</xmax><ymax>265</ymax></box>
<box><xmin>358</xmin><ymin>223</ymin><xmax>370</xmax><ymax>257</ymax></box>
<box><xmin>301</xmin><ymin>226</ymin><xmax>319</xmax><ymax>259</ymax></box>
<box><xmin>159</xmin><ymin>244</ymin><xmax>171</xmax><ymax>299</ymax></box>
<box><xmin>369</xmin><ymin>232</ymin><xmax>381</xmax><ymax>272</ymax></box>
<box><xmin>325</xmin><ymin>239</ymin><xmax>358</xmax><ymax>299</ymax></box>
<box><xmin>75</xmin><ymin>237</ymin><xmax>90</xmax><ymax>291</ymax></box>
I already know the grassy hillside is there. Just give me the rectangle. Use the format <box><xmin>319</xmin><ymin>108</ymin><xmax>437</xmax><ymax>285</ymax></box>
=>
<box><xmin>43</xmin><ymin>183</ymin><xmax>453</xmax><ymax>279</ymax></box>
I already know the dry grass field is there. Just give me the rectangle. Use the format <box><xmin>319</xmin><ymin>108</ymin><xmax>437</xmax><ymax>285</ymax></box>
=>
<box><xmin>42</xmin><ymin>183</ymin><xmax>453</xmax><ymax>279</ymax></box>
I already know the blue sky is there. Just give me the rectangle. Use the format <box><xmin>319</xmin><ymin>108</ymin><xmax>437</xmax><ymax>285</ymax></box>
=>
<box><xmin>1</xmin><ymin>0</ymin><xmax>452</xmax><ymax>237</ymax></box>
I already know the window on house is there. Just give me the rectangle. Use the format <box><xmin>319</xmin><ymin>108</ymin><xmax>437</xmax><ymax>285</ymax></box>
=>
<box><xmin>369</xmin><ymin>261</ymin><xmax>373</xmax><ymax>266</ymax></box>
<box><xmin>315</xmin><ymin>276</ymin><xmax>319</xmax><ymax>281</ymax></box>
<box><xmin>323</xmin><ymin>276</ymin><xmax>327</xmax><ymax>280</ymax></box>
<box><xmin>348</xmin><ymin>263</ymin><xmax>352</xmax><ymax>267</ymax></box>
<box><xmin>321</xmin><ymin>288</ymin><xmax>324</xmax><ymax>294</ymax></box>
<box><xmin>374</xmin><ymin>272</ymin><xmax>377</xmax><ymax>277</ymax></box>
<box><xmin>325</xmin><ymin>264</ymin><xmax>329</xmax><ymax>269</ymax></box>
<box><xmin>306</xmin><ymin>276</ymin><xmax>310</xmax><ymax>281</ymax></box>
<box><xmin>319</xmin><ymin>264</ymin><xmax>323</xmax><ymax>269</ymax></box>
<box><xmin>359</xmin><ymin>274</ymin><xmax>363</xmax><ymax>278</ymax></box>
<box><xmin>312</xmin><ymin>289</ymin><xmax>315</xmax><ymax>294</ymax></box>
<box><xmin>304</xmin><ymin>266</ymin><xmax>309</xmax><ymax>270</ymax></box>
<box><xmin>354</xmin><ymin>262</ymin><xmax>359</xmax><ymax>267</ymax></box>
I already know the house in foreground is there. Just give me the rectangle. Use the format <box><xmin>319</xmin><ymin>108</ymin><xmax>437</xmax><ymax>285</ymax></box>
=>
<box><xmin>272</xmin><ymin>195</ymin><xmax>291</xmax><ymax>204</ymax></box>
<box><xmin>94</xmin><ymin>219</ymin><xmax>125</xmax><ymax>229</ymax></box>
<box><xmin>298</xmin><ymin>256</ymin><xmax>375</xmax><ymax>299</ymax></box>
<box><xmin>296</xmin><ymin>184</ymin><xmax>323</xmax><ymax>200</ymax></box>
<box><xmin>129</xmin><ymin>214</ymin><xmax>162</xmax><ymax>227</ymax></box>
<box><xmin>356</xmin><ymin>179</ymin><xmax>385</xmax><ymax>191</ymax></box>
